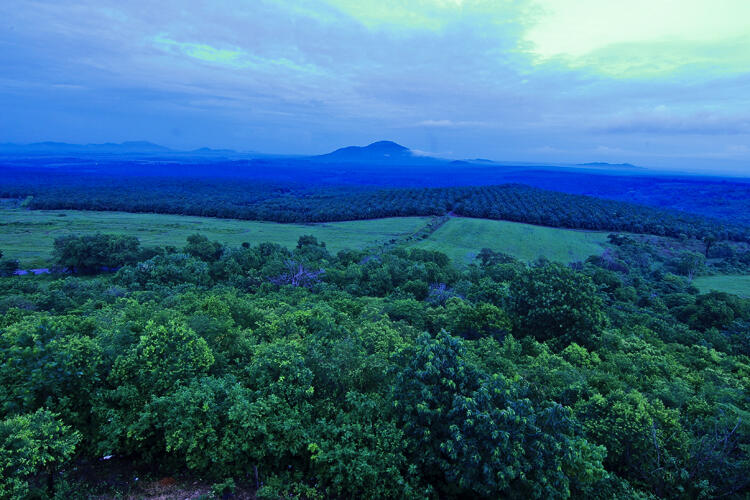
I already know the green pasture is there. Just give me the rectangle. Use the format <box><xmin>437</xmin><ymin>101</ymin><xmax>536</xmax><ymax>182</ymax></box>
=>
<box><xmin>1</xmin><ymin>209</ymin><xmax>614</xmax><ymax>268</ymax></box>
<box><xmin>0</xmin><ymin>209</ymin><xmax>428</xmax><ymax>267</ymax></box>
<box><xmin>693</xmin><ymin>275</ymin><xmax>750</xmax><ymax>298</ymax></box>
<box><xmin>408</xmin><ymin>217</ymin><xmax>609</xmax><ymax>264</ymax></box>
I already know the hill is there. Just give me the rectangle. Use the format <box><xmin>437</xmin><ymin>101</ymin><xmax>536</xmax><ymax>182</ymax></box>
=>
<box><xmin>0</xmin><ymin>141</ymin><xmax>172</xmax><ymax>156</ymax></box>
<box><xmin>311</xmin><ymin>140</ymin><xmax>444</xmax><ymax>165</ymax></box>
<box><xmin>576</xmin><ymin>162</ymin><xmax>641</xmax><ymax>169</ymax></box>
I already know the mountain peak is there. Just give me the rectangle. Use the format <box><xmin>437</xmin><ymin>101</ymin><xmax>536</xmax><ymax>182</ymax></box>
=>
<box><xmin>313</xmin><ymin>140</ymin><xmax>419</xmax><ymax>164</ymax></box>
<box><xmin>577</xmin><ymin>162</ymin><xmax>641</xmax><ymax>169</ymax></box>
<box><xmin>363</xmin><ymin>140</ymin><xmax>409</xmax><ymax>152</ymax></box>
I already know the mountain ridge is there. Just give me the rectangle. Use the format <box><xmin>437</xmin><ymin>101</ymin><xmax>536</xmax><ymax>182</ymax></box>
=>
<box><xmin>309</xmin><ymin>140</ymin><xmax>435</xmax><ymax>164</ymax></box>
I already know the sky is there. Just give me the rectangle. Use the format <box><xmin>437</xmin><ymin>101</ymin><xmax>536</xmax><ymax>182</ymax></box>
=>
<box><xmin>1</xmin><ymin>0</ymin><xmax>749</xmax><ymax>173</ymax></box>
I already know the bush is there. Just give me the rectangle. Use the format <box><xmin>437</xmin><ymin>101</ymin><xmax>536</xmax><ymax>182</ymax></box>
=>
<box><xmin>53</xmin><ymin>233</ymin><xmax>141</xmax><ymax>274</ymax></box>
<box><xmin>0</xmin><ymin>260</ymin><xmax>20</xmax><ymax>277</ymax></box>
<box><xmin>0</xmin><ymin>409</ymin><xmax>80</xmax><ymax>498</ymax></box>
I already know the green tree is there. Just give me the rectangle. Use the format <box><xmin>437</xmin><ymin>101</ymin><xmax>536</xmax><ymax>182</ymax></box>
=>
<box><xmin>184</xmin><ymin>233</ymin><xmax>224</xmax><ymax>262</ymax></box>
<box><xmin>53</xmin><ymin>233</ymin><xmax>141</xmax><ymax>274</ymax></box>
<box><xmin>702</xmin><ymin>233</ymin><xmax>716</xmax><ymax>258</ymax></box>
<box><xmin>394</xmin><ymin>331</ymin><xmax>605</xmax><ymax>498</ymax></box>
<box><xmin>115</xmin><ymin>253</ymin><xmax>212</xmax><ymax>288</ymax></box>
<box><xmin>673</xmin><ymin>251</ymin><xmax>705</xmax><ymax>280</ymax></box>
<box><xmin>98</xmin><ymin>320</ymin><xmax>215</xmax><ymax>456</ymax></box>
<box><xmin>0</xmin><ymin>259</ymin><xmax>19</xmax><ymax>277</ymax></box>
<box><xmin>509</xmin><ymin>264</ymin><xmax>606</xmax><ymax>347</ymax></box>
<box><xmin>297</xmin><ymin>234</ymin><xmax>325</xmax><ymax>248</ymax></box>
<box><xmin>0</xmin><ymin>409</ymin><xmax>80</xmax><ymax>498</ymax></box>
<box><xmin>441</xmin><ymin>298</ymin><xmax>511</xmax><ymax>340</ymax></box>
<box><xmin>309</xmin><ymin>392</ymin><xmax>419</xmax><ymax>499</ymax></box>
<box><xmin>0</xmin><ymin>316</ymin><xmax>102</xmax><ymax>434</ymax></box>
<box><xmin>576</xmin><ymin>390</ymin><xmax>689</xmax><ymax>495</ymax></box>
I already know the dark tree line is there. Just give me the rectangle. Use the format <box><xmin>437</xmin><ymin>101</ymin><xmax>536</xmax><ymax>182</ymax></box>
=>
<box><xmin>3</xmin><ymin>170</ymin><xmax>748</xmax><ymax>242</ymax></box>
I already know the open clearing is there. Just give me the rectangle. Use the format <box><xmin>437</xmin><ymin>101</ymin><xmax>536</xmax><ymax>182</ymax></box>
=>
<box><xmin>408</xmin><ymin>217</ymin><xmax>609</xmax><ymax>264</ymax></box>
<box><xmin>693</xmin><ymin>275</ymin><xmax>750</xmax><ymax>298</ymax></box>
<box><xmin>1</xmin><ymin>209</ymin><xmax>610</xmax><ymax>267</ymax></box>
<box><xmin>0</xmin><ymin>209</ymin><xmax>428</xmax><ymax>267</ymax></box>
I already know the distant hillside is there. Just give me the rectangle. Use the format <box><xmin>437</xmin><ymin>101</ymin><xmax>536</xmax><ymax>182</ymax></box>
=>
<box><xmin>576</xmin><ymin>162</ymin><xmax>641</xmax><ymax>169</ymax></box>
<box><xmin>0</xmin><ymin>141</ymin><xmax>173</xmax><ymax>155</ymax></box>
<box><xmin>311</xmin><ymin>140</ymin><xmax>445</xmax><ymax>165</ymax></box>
<box><xmin>0</xmin><ymin>141</ymin><xmax>253</xmax><ymax>158</ymax></box>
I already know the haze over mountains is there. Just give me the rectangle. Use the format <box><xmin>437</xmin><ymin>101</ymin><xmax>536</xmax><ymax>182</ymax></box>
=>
<box><xmin>0</xmin><ymin>139</ymin><xmax>435</xmax><ymax>162</ymax></box>
<box><xmin>1</xmin><ymin>139</ymin><xmax>643</xmax><ymax>170</ymax></box>
<box><xmin>4</xmin><ymin>139</ymin><xmax>750</xmax><ymax>181</ymax></box>
<box><xmin>0</xmin><ymin>141</ymin><xmax>236</xmax><ymax>157</ymax></box>
<box><xmin>3</xmin><ymin>139</ymin><xmax>750</xmax><ymax>226</ymax></box>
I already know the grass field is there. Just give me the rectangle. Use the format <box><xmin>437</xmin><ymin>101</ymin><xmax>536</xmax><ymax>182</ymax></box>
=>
<box><xmin>1</xmin><ymin>209</ymin><xmax>611</xmax><ymax>268</ymax></box>
<box><xmin>408</xmin><ymin>217</ymin><xmax>609</xmax><ymax>264</ymax></box>
<box><xmin>693</xmin><ymin>275</ymin><xmax>750</xmax><ymax>298</ymax></box>
<box><xmin>0</xmin><ymin>209</ymin><xmax>429</xmax><ymax>267</ymax></box>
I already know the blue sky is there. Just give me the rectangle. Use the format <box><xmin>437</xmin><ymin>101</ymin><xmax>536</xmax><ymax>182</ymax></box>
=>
<box><xmin>1</xmin><ymin>0</ymin><xmax>749</xmax><ymax>173</ymax></box>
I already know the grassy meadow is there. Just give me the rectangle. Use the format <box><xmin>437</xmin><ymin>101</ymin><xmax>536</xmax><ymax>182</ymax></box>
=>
<box><xmin>0</xmin><ymin>209</ymin><xmax>429</xmax><ymax>267</ymax></box>
<box><xmin>409</xmin><ymin>217</ymin><xmax>609</xmax><ymax>264</ymax></box>
<box><xmin>693</xmin><ymin>275</ymin><xmax>750</xmax><ymax>298</ymax></box>
<box><xmin>0</xmin><ymin>209</ymin><xmax>617</xmax><ymax>268</ymax></box>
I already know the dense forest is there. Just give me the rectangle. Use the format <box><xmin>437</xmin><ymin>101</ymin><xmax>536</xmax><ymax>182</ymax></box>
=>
<box><xmin>2</xmin><ymin>166</ymin><xmax>749</xmax><ymax>243</ymax></box>
<box><xmin>1</xmin><ymin>231</ymin><xmax>748</xmax><ymax>498</ymax></box>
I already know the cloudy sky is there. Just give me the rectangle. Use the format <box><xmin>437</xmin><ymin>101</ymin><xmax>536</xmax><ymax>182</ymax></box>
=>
<box><xmin>1</xmin><ymin>0</ymin><xmax>749</xmax><ymax>172</ymax></box>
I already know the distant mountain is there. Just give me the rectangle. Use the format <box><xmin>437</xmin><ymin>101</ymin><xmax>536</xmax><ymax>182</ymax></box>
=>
<box><xmin>0</xmin><ymin>141</ymin><xmax>172</xmax><ymax>155</ymax></box>
<box><xmin>311</xmin><ymin>141</ymin><xmax>446</xmax><ymax>165</ymax></box>
<box><xmin>188</xmin><ymin>147</ymin><xmax>239</xmax><ymax>156</ymax></box>
<box><xmin>576</xmin><ymin>162</ymin><xmax>641</xmax><ymax>169</ymax></box>
<box><xmin>0</xmin><ymin>140</ymin><xmax>648</xmax><ymax>173</ymax></box>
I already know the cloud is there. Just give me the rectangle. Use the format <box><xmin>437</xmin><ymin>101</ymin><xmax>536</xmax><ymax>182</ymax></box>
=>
<box><xmin>319</xmin><ymin>0</ymin><xmax>518</xmax><ymax>31</ymax></box>
<box><xmin>524</xmin><ymin>0</ymin><xmax>750</xmax><ymax>77</ymax></box>
<box><xmin>726</xmin><ymin>144</ymin><xmax>750</xmax><ymax>155</ymax></box>
<box><xmin>153</xmin><ymin>35</ymin><xmax>246</xmax><ymax>66</ymax></box>
<box><xmin>411</xmin><ymin>148</ymin><xmax>450</xmax><ymax>156</ymax></box>
<box><xmin>413</xmin><ymin>119</ymin><xmax>491</xmax><ymax>127</ymax></box>
<box><xmin>151</xmin><ymin>34</ymin><xmax>324</xmax><ymax>76</ymax></box>
<box><xmin>0</xmin><ymin>0</ymin><xmax>749</xmax><ymax>172</ymax></box>
<box><xmin>594</xmin><ymin>108</ymin><xmax>750</xmax><ymax>135</ymax></box>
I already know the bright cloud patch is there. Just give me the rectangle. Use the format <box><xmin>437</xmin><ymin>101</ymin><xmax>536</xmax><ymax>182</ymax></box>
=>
<box><xmin>320</xmin><ymin>0</ymin><xmax>524</xmax><ymax>31</ymax></box>
<box><xmin>151</xmin><ymin>34</ymin><xmax>322</xmax><ymax>76</ymax></box>
<box><xmin>321</xmin><ymin>0</ymin><xmax>459</xmax><ymax>30</ymax></box>
<box><xmin>153</xmin><ymin>35</ymin><xmax>246</xmax><ymax>67</ymax></box>
<box><xmin>524</xmin><ymin>0</ymin><xmax>750</xmax><ymax>77</ymax></box>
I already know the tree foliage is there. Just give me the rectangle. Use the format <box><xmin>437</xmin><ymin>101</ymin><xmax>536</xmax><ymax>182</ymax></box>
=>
<box><xmin>53</xmin><ymin>233</ymin><xmax>142</xmax><ymax>274</ymax></box>
<box><xmin>509</xmin><ymin>264</ymin><xmax>607</xmax><ymax>347</ymax></box>
<box><xmin>0</xmin><ymin>231</ymin><xmax>748</xmax><ymax>498</ymax></box>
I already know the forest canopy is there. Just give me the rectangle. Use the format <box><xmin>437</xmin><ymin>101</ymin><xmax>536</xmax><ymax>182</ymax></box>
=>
<box><xmin>1</xmin><ymin>232</ymin><xmax>748</xmax><ymax>498</ymax></box>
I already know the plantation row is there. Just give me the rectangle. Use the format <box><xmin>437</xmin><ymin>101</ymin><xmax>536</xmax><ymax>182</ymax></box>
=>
<box><xmin>2</xmin><ymin>171</ymin><xmax>748</xmax><ymax>242</ymax></box>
